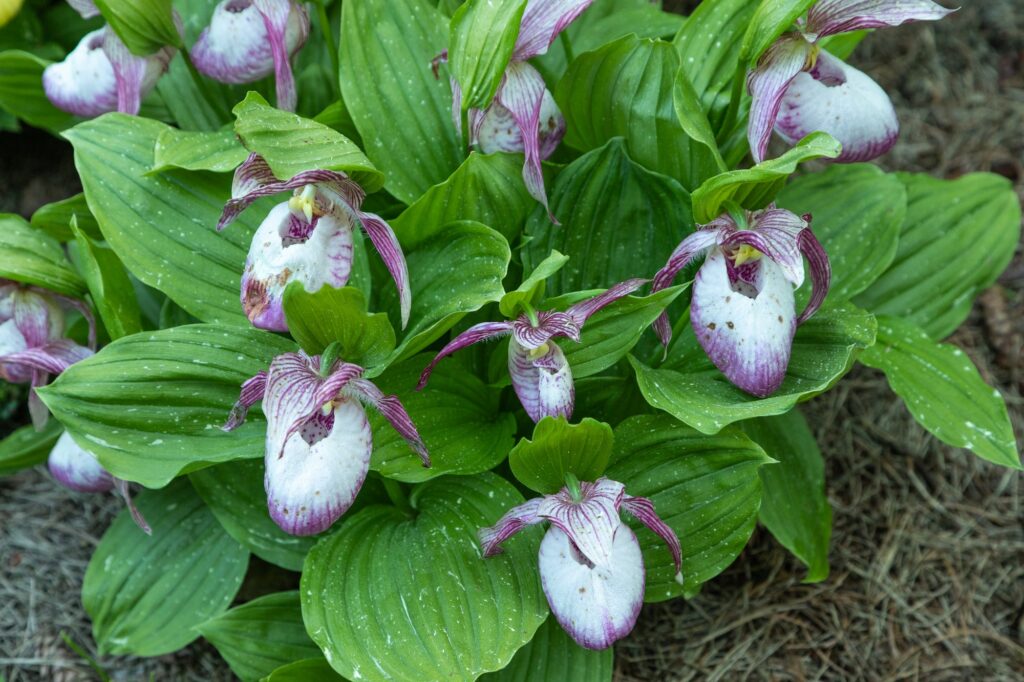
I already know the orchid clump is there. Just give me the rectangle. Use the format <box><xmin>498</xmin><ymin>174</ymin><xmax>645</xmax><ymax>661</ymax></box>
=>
<box><xmin>2</xmin><ymin>0</ymin><xmax>1020</xmax><ymax>679</ymax></box>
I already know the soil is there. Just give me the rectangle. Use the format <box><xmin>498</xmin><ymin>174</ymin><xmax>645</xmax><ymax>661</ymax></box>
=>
<box><xmin>1</xmin><ymin>1</ymin><xmax>1021</xmax><ymax>680</ymax></box>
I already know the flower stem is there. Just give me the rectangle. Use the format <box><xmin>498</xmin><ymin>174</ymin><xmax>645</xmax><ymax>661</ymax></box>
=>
<box><xmin>559</xmin><ymin>32</ymin><xmax>575</xmax><ymax>64</ymax></box>
<box><xmin>521</xmin><ymin>301</ymin><xmax>540</xmax><ymax>327</ymax></box>
<box><xmin>382</xmin><ymin>477</ymin><xmax>413</xmax><ymax>515</ymax></box>
<box><xmin>180</xmin><ymin>46</ymin><xmax>230</xmax><ymax>122</ymax></box>
<box><xmin>313</xmin><ymin>0</ymin><xmax>341</xmax><ymax>83</ymax></box>
<box><xmin>565</xmin><ymin>472</ymin><xmax>582</xmax><ymax>502</ymax></box>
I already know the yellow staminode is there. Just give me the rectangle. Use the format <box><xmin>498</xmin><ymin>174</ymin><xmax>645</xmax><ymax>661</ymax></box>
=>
<box><xmin>0</xmin><ymin>0</ymin><xmax>24</xmax><ymax>28</ymax></box>
<box><xmin>528</xmin><ymin>342</ymin><xmax>550</xmax><ymax>359</ymax></box>
<box><xmin>732</xmin><ymin>244</ymin><xmax>763</xmax><ymax>267</ymax></box>
<box><xmin>805</xmin><ymin>43</ymin><xmax>822</xmax><ymax>71</ymax></box>
<box><xmin>288</xmin><ymin>185</ymin><xmax>318</xmax><ymax>223</ymax></box>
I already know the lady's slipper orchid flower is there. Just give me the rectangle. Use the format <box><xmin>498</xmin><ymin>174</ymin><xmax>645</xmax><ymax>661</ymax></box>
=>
<box><xmin>0</xmin><ymin>281</ymin><xmax>95</xmax><ymax>429</ymax></box>
<box><xmin>747</xmin><ymin>0</ymin><xmax>953</xmax><ymax>163</ymax></box>
<box><xmin>218</xmin><ymin>154</ymin><xmax>412</xmax><ymax>332</ymax></box>
<box><xmin>43</xmin><ymin>2</ymin><xmax>177</xmax><ymax>117</ymax></box>
<box><xmin>224</xmin><ymin>350</ymin><xmax>430</xmax><ymax>536</ymax></box>
<box><xmin>652</xmin><ymin>207</ymin><xmax>830</xmax><ymax>397</ymax></box>
<box><xmin>444</xmin><ymin>0</ymin><xmax>596</xmax><ymax>218</ymax></box>
<box><xmin>47</xmin><ymin>431</ymin><xmax>151</xmax><ymax>534</ymax></box>
<box><xmin>417</xmin><ymin>279</ymin><xmax>646</xmax><ymax>422</ymax></box>
<box><xmin>480</xmin><ymin>476</ymin><xmax>682</xmax><ymax>650</ymax></box>
<box><xmin>192</xmin><ymin>0</ymin><xmax>310</xmax><ymax>112</ymax></box>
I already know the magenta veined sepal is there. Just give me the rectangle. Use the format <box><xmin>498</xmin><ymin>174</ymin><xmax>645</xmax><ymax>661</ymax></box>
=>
<box><xmin>746</xmin><ymin>0</ymin><xmax>954</xmax><ymax>164</ymax></box>
<box><xmin>223</xmin><ymin>348</ymin><xmax>429</xmax><ymax>536</ymax></box>
<box><xmin>651</xmin><ymin>204</ymin><xmax>832</xmax><ymax>398</ymax></box>
<box><xmin>479</xmin><ymin>475</ymin><xmax>682</xmax><ymax>650</ymax></box>
<box><xmin>416</xmin><ymin>278</ymin><xmax>648</xmax><ymax>423</ymax></box>
<box><xmin>218</xmin><ymin>154</ymin><xmax>412</xmax><ymax>333</ymax></box>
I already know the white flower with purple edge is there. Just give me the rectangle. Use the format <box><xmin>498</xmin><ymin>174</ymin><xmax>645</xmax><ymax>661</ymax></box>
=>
<box><xmin>479</xmin><ymin>476</ymin><xmax>682</xmax><ymax>650</ymax></box>
<box><xmin>417</xmin><ymin>278</ymin><xmax>647</xmax><ymax>423</ymax></box>
<box><xmin>651</xmin><ymin>206</ymin><xmax>831</xmax><ymax>397</ymax></box>
<box><xmin>747</xmin><ymin>0</ymin><xmax>954</xmax><ymax>163</ymax></box>
<box><xmin>218</xmin><ymin>154</ymin><xmax>412</xmax><ymax>333</ymax></box>
<box><xmin>224</xmin><ymin>349</ymin><xmax>430</xmax><ymax>536</ymax></box>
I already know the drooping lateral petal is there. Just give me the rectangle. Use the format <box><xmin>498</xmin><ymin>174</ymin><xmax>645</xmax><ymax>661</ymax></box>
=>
<box><xmin>494</xmin><ymin>61</ymin><xmax>559</xmax><ymax>220</ymax></box>
<box><xmin>539</xmin><ymin>525</ymin><xmax>645</xmax><ymax>650</ymax></box>
<box><xmin>28</xmin><ymin>378</ymin><xmax>49</xmax><ymax>431</ymax></box>
<box><xmin>101</xmin><ymin>27</ymin><xmax>174</xmax><ymax>116</ymax></box>
<box><xmin>476</xmin><ymin>87</ymin><xmax>564</xmax><ymax>160</ymax></box>
<box><xmin>11</xmin><ymin>290</ymin><xmax>62</xmax><ymax>347</ymax></box>
<box><xmin>513</xmin><ymin>0</ymin><xmax>595</xmax><ymax>61</ymax></box>
<box><xmin>1</xmin><ymin>340</ymin><xmax>93</xmax><ymax>376</ymax></box>
<box><xmin>42</xmin><ymin>29</ymin><xmax>118</xmax><ymax>117</ymax></box>
<box><xmin>231</xmin><ymin>154</ymin><xmax>279</xmax><ymax>203</ymax></box>
<box><xmin>537</xmin><ymin>478</ymin><xmax>625</xmax><ymax>568</ymax></box>
<box><xmin>512</xmin><ymin>311</ymin><xmax>580</xmax><ymax>349</ymax></box>
<box><xmin>219</xmin><ymin>165</ymin><xmax>366</xmax><ymax>230</ymax></box>
<box><xmin>621</xmin><ymin>495</ymin><xmax>682</xmax><ymax>582</ymax></box>
<box><xmin>565</xmin><ymin>278</ymin><xmax>649</xmax><ymax>327</ymax></box>
<box><xmin>775</xmin><ymin>55</ymin><xmax>899</xmax><ymax>163</ymax></box>
<box><xmin>416</xmin><ymin>321</ymin><xmax>514</xmax><ymax>389</ymax></box>
<box><xmin>114</xmin><ymin>478</ymin><xmax>152</xmax><ymax>535</ymax></box>
<box><xmin>240</xmin><ymin>204</ymin><xmax>355</xmax><ymax>331</ymax></box>
<box><xmin>48</xmin><ymin>430</ymin><xmax>114</xmax><ymax>494</ymax></box>
<box><xmin>651</xmin><ymin>229</ymin><xmax>719</xmax><ymax>347</ymax></box>
<box><xmin>265</xmin><ymin>398</ymin><xmax>372</xmax><ymax>535</ymax></box>
<box><xmin>355</xmin><ymin>212</ymin><xmax>411</xmax><ymax>329</ymax></box>
<box><xmin>345</xmin><ymin>377</ymin><xmax>429</xmax><ymax>467</ymax></box>
<box><xmin>478</xmin><ymin>497</ymin><xmax>544</xmax><ymax>557</ymax></box>
<box><xmin>746</xmin><ymin>35</ymin><xmax>812</xmax><ymax>163</ymax></box>
<box><xmin>252</xmin><ymin>0</ymin><xmax>309</xmax><ymax>111</ymax></box>
<box><xmin>67</xmin><ymin>0</ymin><xmax>100</xmax><ymax>19</ymax></box>
<box><xmin>807</xmin><ymin>0</ymin><xmax>954</xmax><ymax>39</ymax></box>
<box><xmin>508</xmin><ymin>338</ymin><xmax>575</xmax><ymax>423</ymax></box>
<box><xmin>797</xmin><ymin>226</ymin><xmax>831</xmax><ymax>324</ymax></box>
<box><xmin>691</xmin><ymin>249</ymin><xmax>797</xmax><ymax>397</ymax></box>
<box><xmin>223</xmin><ymin>370</ymin><xmax>268</xmax><ymax>431</ymax></box>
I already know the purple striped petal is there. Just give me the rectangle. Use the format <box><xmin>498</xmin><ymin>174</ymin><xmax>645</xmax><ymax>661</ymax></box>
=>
<box><xmin>67</xmin><ymin>0</ymin><xmax>100</xmax><ymax>19</ymax></box>
<box><xmin>113</xmin><ymin>478</ymin><xmax>152</xmax><ymax>535</ymax></box>
<box><xmin>508</xmin><ymin>338</ymin><xmax>574</xmax><ymax>423</ymax></box>
<box><xmin>539</xmin><ymin>524</ymin><xmax>644</xmax><ymax>650</ymax></box>
<box><xmin>621</xmin><ymin>495</ymin><xmax>682</xmax><ymax>583</ymax></box>
<box><xmin>345</xmin><ymin>378</ymin><xmax>429</xmax><ymax>467</ymax></box>
<box><xmin>102</xmin><ymin>27</ymin><xmax>174</xmax><ymax>116</ymax></box>
<box><xmin>231</xmin><ymin>154</ymin><xmax>279</xmax><ymax>202</ymax></box>
<box><xmin>240</xmin><ymin>203</ymin><xmax>355</xmax><ymax>332</ymax></box>
<box><xmin>565</xmin><ymin>278</ymin><xmax>648</xmax><ymax>327</ymax></box>
<box><xmin>691</xmin><ymin>249</ymin><xmax>797</xmax><ymax>397</ymax></box>
<box><xmin>721</xmin><ymin>215</ymin><xmax>806</xmax><ymax>289</ymax></box>
<box><xmin>43</xmin><ymin>30</ymin><xmax>118</xmax><ymax>117</ymax></box>
<box><xmin>265</xmin><ymin>397</ymin><xmax>372</xmax><ymax>535</ymax></box>
<box><xmin>797</xmin><ymin>224</ymin><xmax>831</xmax><ymax>324</ymax></box>
<box><xmin>416</xmin><ymin>321</ymin><xmax>514</xmax><ymax>389</ymax></box>
<box><xmin>651</xmin><ymin>229</ymin><xmax>719</xmax><ymax>347</ymax></box>
<box><xmin>513</xmin><ymin>0</ymin><xmax>595</xmax><ymax>61</ymax></box>
<box><xmin>0</xmin><ymin>320</ymin><xmax>29</xmax><ymax>379</ymax></box>
<box><xmin>536</xmin><ymin>478</ymin><xmax>625</xmax><ymax>568</ymax></box>
<box><xmin>512</xmin><ymin>311</ymin><xmax>580</xmax><ymax>349</ymax></box>
<box><xmin>746</xmin><ymin>35</ymin><xmax>812</xmax><ymax>163</ymax></box>
<box><xmin>223</xmin><ymin>370</ymin><xmax>268</xmax><ymax>431</ymax></box>
<box><xmin>356</xmin><ymin>212</ymin><xmax>411</xmax><ymax>329</ymax></box>
<box><xmin>776</xmin><ymin>54</ymin><xmax>899</xmax><ymax>162</ymax></box>
<box><xmin>478</xmin><ymin>497</ymin><xmax>543</xmax><ymax>557</ymax></box>
<box><xmin>193</xmin><ymin>0</ymin><xmax>309</xmax><ymax>110</ymax></box>
<box><xmin>807</xmin><ymin>0</ymin><xmax>954</xmax><ymax>38</ymax></box>
<box><xmin>2</xmin><ymin>340</ymin><xmax>93</xmax><ymax>376</ymax></box>
<box><xmin>220</xmin><ymin>165</ymin><xmax>366</xmax><ymax>230</ymax></box>
<box><xmin>11</xmin><ymin>290</ymin><xmax>62</xmax><ymax>348</ymax></box>
<box><xmin>47</xmin><ymin>431</ymin><xmax>114</xmax><ymax>494</ymax></box>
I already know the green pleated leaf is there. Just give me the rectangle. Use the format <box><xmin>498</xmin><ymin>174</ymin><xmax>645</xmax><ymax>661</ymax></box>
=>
<box><xmin>263</xmin><ymin>658</ymin><xmax>345</xmax><ymax>681</ymax></box>
<box><xmin>523</xmin><ymin>139</ymin><xmax>692</xmax><ymax>295</ymax></box>
<box><xmin>691</xmin><ymin>132</ymin><xmax>842</xmax><ymax>223</ymax></box>
<box><xmin>509</xmin><ymin>417</ymin><xmax>613</xmax><ymax>494</ymax></box>
<box><xmin>190</xmin><ymin>459</ymin><xmax>318</xmax><ymax>571</ymax></box>
<box><xmin>198</xmin><ymin>592</ymin><xmax>322</xmax><ymax>682</ymax></box>
<box><xmin>776</xmin><ymin>163</ymin><xmax>906</xmax><ymax>303</ymax></box>
<box><xmin>68</xmin><ymin>220</ymin><xmax>144</xmax><ymax>340</ymax></box>
<box><xmin>0</xmin><ymin>420</ymin><xmax>62</xmax><ymax>476</ymax></box>
<box><xmin>232</xmin><ymin>93</ymin><xmax>384</xmax><ymax>192</ymax></box>
<box><xmin>481</xmin><ymin>615</ymin><xmax>611</xmax><ymax>682</ymax></box>
<box><xmin>95</xmin><ymin>0</ymin><xmax>182</xmax><ymax>54</ymax></box>
<box><xmin>340</xmin><ymin>0</ymin><xmax>462</xmax><ymax>204</ymax></box>
<box><xmin>556</xmin><ymin>35</ymin><xmax>719</xmax><ymax>191</ymax></box>
<box><xmin>448</xmin><ymin>0</ymin><xmax>527</xmax><ymax>110</ymax></box>
<box><xmin>499</xmin><ymin>251</ymin><xmax>569</xmax><ymax>318</ymax></box>
<box><xmin>391</xmin><ymin>151</ymin><xmax>535</xmax><ymax>244</ymax></box>
<box><xmin>854</xmin><ymin>172</ymin><xmax>1022</xmax><ymax>339</ymax></box>
<box><xmin>38</xmin><ymin>325</ymin><xmax>296</xmax><ymax>488</ymax></box>
<box><xmin>0</xmin><ymin>213</ymin><xmax>86</xmax><ymax>297</ymax></box>
<box><xmin>607</xmin><ymin>414</ymin><xmax>772</xmax><ymax>599</ymax></box>
<box><xmin>30</xmin><ymin>193</ymin><xmax>102</xmax><ymax>242</ymax></box>
<box><xmin>386</xmin><ymin>221</ymin><xmax>511</xmax><ymax>362</ymax></box>
<box><xmin>631</xmin><ymin>303</ymin><xmax>877</xmax><ymax>434</ymax></box>
<box><xmin>742</xmin><ymin>410</ymin><xmax>831</xmax><ymax>582</ymax></box>
<box><xmin>83</xmin><ymin>479</ymin><xmax>249</xmax><ymax>656</ymax></box>
<box><xmin>301</xmin><ymin>473</ymin><xmax>548</xmax><ymax>682</ymax></box>
<box><xmin>152</xmin><ymin>127</ymin><xmax>249</xmax><ymax>174</ymax></box>
<box><xmin>155</xmin><ymin>53</ymin><xmax>234</xmax><ymax>132</ymax></box>
<box><xmin>283</xmin><ymin>284</ymin><xmax>396</xmax><ymax>372</ymax></box>
<box><xmin>739</xmin><ymin>0</ymin><xmax>816</xmax><ymax>67</ymax></box>
<box><xmin>860</xmin><ymin>316</ymin><xmax>1021</xmax><ymax>469</ymax></box>
<box><xmin>366</xmin><ymin>353</ymin><xmax>517</xmax><ymax>482</ymax></box>
<box><xmin>0</xmin><ymin>50</ymin><xmax>75</xmax><ymax>131</ymax></box>
<box><xmin>64</xmin><ymin>115</ymin><xmax>266</xmax><ymax>325</ymax></box>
